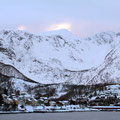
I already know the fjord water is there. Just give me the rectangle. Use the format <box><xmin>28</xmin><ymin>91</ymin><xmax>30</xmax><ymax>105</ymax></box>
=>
<box><xmin>0</xmin><ymin>112</ymin><xmax>120</xmax><ymax>120</ymax></box>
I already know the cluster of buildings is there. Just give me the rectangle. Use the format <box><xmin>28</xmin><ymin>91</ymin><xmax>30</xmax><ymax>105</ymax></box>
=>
<box><xmin>1</xmin><ymin>85</ymin><xmax>120</xmax><ymax>112</ymax></box>
<box><xmin>89</xmin><ymin>85</ymin><xmax>120</xmax><ymax>107</ymax></box>
<box><xmin>0</xmin><ymin>93</ymin><xmax>37</xmax><ymax>111</ymax></box>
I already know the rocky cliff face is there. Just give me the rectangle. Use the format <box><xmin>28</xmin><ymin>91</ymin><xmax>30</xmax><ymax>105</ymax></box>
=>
<box><xmin>0</xmin><ymin>29</ymin><xmax>120</xmax><ymax>85</ymax></box>
<box><xmin>0</xmin><ymin>62</ymin><xmax>37</xmax><ymax>83</ymax></box>
<box><xmin>0</xmin><ymin>62</ymin><xmax>26</xmax><ymax>79</ymax></box>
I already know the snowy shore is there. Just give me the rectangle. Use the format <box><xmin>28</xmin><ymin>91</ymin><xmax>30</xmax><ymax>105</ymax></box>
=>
<box><xmin>1</xmin><ymin>107</ymin><xmax>120</xmax><ymax>114</ymax></box>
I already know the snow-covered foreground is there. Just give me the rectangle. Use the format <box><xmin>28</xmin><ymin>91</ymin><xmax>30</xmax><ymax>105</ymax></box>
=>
<box><xmin>0</xmin><ymin>105</ymin><xmax>98</xmax><ymax>113</ymax></box>
<box><xmin>1</xmin><ymin>104</ymin><xmax>120</xmax><ymax>114</ymax></box>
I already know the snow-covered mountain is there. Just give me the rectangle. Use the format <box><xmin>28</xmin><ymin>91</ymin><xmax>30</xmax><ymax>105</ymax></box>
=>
<box><xmin>0</xmin><ymin>29</ymin><xmax>120</xmax><ymax>85</ymax></box>
<box><xmin>0</xmin><ymin>62</ymin><xmax>38</xmax><ymax>83</ymax></box>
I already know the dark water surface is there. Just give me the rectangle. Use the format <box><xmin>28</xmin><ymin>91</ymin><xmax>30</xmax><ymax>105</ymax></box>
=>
<box><xmin>0</xmin><ymin>112</ymin><xmax>120</xmax><ymax>120</ymax></box>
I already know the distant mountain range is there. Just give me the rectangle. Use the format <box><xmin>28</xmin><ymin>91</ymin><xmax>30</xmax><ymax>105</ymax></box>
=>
<box><xmin>0</xmin><ymin>29</ymin><xmax>120</xmax><ymax>85</ymax></box>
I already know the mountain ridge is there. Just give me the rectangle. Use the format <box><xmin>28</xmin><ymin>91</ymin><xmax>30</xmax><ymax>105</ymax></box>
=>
<box><xmin>0</xmin><ymin>29</ymin><xmax>120</xmax><ymax>85</ymax></box>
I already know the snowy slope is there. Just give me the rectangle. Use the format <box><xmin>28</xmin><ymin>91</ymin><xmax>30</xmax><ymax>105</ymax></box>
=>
<box><xmin>0</xmin><ymin>29</ymin><xmax>120</xmax><ymax>84</ymax></box>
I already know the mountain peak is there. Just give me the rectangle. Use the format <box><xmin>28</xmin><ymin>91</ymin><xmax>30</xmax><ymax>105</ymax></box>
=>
<box><xmin>0</xmin><ymin>29</ymin><xmax>120</xmax><ymax>84</ymax></box>
<box><xmin>40</xmin><ymin>29</ymin><xmax>71</xmax><ymax>35</ymax></box>
<box><xmin>39</xmin><ymin>29</ymin><xmax>79</xmax><ymax>42</ymax></box>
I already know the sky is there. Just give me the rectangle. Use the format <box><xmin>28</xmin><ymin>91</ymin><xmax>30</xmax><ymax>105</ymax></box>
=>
<box><xmin>0</xmin><ymin>0</ymin><xmax>120</xmax><ymax>38</ymax></box>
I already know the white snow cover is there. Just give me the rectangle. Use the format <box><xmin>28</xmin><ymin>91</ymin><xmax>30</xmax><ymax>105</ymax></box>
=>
<box><xmin>0</xmin><ymin>29</ymin><xmax>120</xmax><ymax>84</ymax></box>
<box><xmin>11</xmin><ymin>78</ymin><xmax>37</xmax><ymax>92</ymax></box>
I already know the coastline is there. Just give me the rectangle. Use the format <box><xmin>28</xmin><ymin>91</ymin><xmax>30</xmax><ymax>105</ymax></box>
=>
<box><xmin>1</xmin><ymin>109</ymin><xmax>120</xmax><ymax>114</ymax></box>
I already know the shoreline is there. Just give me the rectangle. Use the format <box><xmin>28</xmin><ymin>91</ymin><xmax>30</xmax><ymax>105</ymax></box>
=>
<box><xmin>1</xmin><ymin>110</ymin><xmax>120</xmax><ymax>114</ymax></box>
